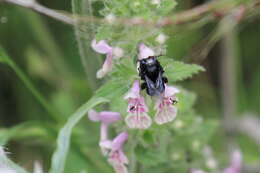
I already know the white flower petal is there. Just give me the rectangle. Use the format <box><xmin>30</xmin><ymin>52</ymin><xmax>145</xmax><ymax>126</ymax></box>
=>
<box><xmin>88</xmin><ymin>109</ymin><xmax>100</xmax><ymax>122</ymax></box>
<box><xmin>164</xmin><ymin>85</ymin><xmax>180</xmax><ymax>97</ymax></box>
<box><xmin>154</xmin><ymin>105</ymin><xmax>177</xmax><ymax>125</ymax></box>
<box><xmin>138</xmin><ymin>43</ymin><xmax>155</xmax><ymax>60</ymax></box>
<box><xmin>125</xmin><ymin>113</ymin><xmax>152</xmax><ymax>129</ymax></box>
<box><xmin>96</xmin><ymin>52</ymin><xmax>113</xmax><ymax>78</ymax></box>
<box><xmin>113</xmin><ymin>47</ymin><xmax>124</xmax><ymax>59</ymax></box>
<box><xmin>156</xmin><ymin>33</ymin><xmax>168</xmax><ymax>44</ymax></box>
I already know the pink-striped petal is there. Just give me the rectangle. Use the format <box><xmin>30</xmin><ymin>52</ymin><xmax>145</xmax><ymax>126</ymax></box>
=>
<box><xmin>125</xmin><ymin>113</ymin><xmax>152</xmax><ymax>129</ymax></box>
<box><xmin>154</xmin><ymin>105</ymin><xmax>177</xmax><ymax>125</ymax></box>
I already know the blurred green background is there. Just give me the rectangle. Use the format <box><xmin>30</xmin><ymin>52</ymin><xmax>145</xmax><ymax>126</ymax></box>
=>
<box><xmin>0</xmin><ymin>0</ymin><xmax>260</xmax><ymax>172</ymax></box>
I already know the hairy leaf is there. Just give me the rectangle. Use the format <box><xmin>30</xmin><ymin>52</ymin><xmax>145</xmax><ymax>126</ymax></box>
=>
<box><xmin>160</xmin><ymin>58</ymin><xmax>205</xmax><ymax>82</ymax></box>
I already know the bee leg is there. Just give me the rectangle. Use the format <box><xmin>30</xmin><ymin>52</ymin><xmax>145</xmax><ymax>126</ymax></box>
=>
<box><xmin>162</xmin><ymin>77</ymin><xmax>168</xmax><ymax>83</ymax></box>
<box><xmin>141</xmin><ymin>82</ymin><xmax>147</xmax><ymax>90</ymax></box>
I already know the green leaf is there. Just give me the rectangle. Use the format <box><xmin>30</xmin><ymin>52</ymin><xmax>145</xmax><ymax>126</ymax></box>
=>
<box><xmin>0</xmin><ymin>149</ymin><xmax>29</xmax><ymax>173</ymax></box>
<box><xmin>160</xmin><ymin>58</ymin><xmax>205</xmax><ymax>82</ymax></box>
<box><xmin>0</xmin><ymin>122</ymin><xmax>50</xmax><ymax>145</ymax></box>
<box><xmin>94</xmin><ymin>79</ymin><xmax>130</xmax><ymax>100</ymax></box>
<box><xmin>135</xmin><ymin>144</ymin><xmax>167</xmax><ymax>166</ymax></box>
<box><xmin>111</xmin><ymin>58</ymin><xmax>137</xmax><ymax>80</ymax></box>
<box><xmin>177</xmin><ymin>89</ymin><xmax>197</xmax><ymax>113</ymax></box>
<box><xmin>49</xmin><ymin>97</ymin><xmax>108</xmax><ymax>173</ymax></box>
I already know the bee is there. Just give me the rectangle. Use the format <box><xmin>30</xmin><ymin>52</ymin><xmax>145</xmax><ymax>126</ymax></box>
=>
<box><xmin>137</xmin><ymin>56</ymin><xmax>168</xmax><ymax>96</ymax></box>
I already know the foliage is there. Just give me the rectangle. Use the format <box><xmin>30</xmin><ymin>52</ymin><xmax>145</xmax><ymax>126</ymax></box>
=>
<box><xmin>1</xmin><ymin>0</ymin><xmax>260</xmax><ymax>173</ymax></box>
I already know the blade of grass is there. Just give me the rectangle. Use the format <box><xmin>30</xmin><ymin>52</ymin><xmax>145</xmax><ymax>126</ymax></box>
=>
<box><xmin>49</xmin><ymin>97</ymin><xmax>108</xmax><ymax>173</ymax></box>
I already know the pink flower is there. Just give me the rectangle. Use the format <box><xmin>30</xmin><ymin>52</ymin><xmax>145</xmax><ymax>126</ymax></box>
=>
<box><xmin>124</xmin><ymin>80</ymin><xmax>152</xmax><ymax>129</ymax></box>
<box><xmin>88</xmin><ymin>109</ymin><xmax>120</xmax><ymax>154</ymax></box>
<box><xmin>138</xmin><ymin>43</ymin><xmax>155</xmax><ymax>60</ymax></box>
<box><xmin>91</xmin><ymin>39</ymin><xmax>113</xmax><ymax>78</ymax></box>
<box><xmin>154</xmin><ymin>85</ymin><xmax>179</xmax><ymax>125</ymax></box>
<box><xmin>100</xmin><ymin>132</ymin><xmax>129</xmax><ymax>173</ymax></box>
<box><xmin>223</xmin><ymin>150</ymin><xmax>242</xmax><ymax>173</ymax></box>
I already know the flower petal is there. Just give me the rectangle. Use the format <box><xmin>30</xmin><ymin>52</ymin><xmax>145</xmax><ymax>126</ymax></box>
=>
<box><xmin>125</xmin><ymin>113</ymin><xmax>152</xmax><ymax>129</ymax></box>
<box><xmin>88</xmin><ymin>109</ymin><xmax>100</xmax><ymax>122</ymax></box>
<box><xmin>91</xmin><ymin>40</ymin><xmax>112</xmax><ymax>54</ymax></box>
<box><xmin>88</xmin><ymin>110</ymin><xmax>120</xmax><ymax>124</ymax></box>
<box><xmin>231</xmin><ymin>150</ymin><xmax>242</xmax><ymax>169</ymax></box>
<box><xmin>99</xmin><ymin>111</ymin><xmax>120</xmax><ymax>124</ymax></box>
<box><xmin>164</xmin><ymin>85</ymin><xmax>180</xmax><ymax>98</ymax></box>
<box><xmin>223</xmin><ymin>150</ymin><xmax>242</xmax><ymax>173</ymax></box>
<box><xmin>124</xmin><ymin>80</ymin><xmax>140</xmax><ymax>99</ymax></box>
<box><xmin>111</xmin><ymin>163</ymin><xmax>128</xmax><ymax>173</ymax></box>
<box><xmin>138</xmin><ymin>43</ymin><xmax>155</xmax><ymax>60</ymax></box>
<box><xmin>99</xmin><ymin>140</ymin><xmax>113</xmax><ymax>156</ymax></box>
<box><xmin>112</xmin><ymin>132</ymin><xmax>128</xmax><ymax>151</ymax></box>
<box><xmin>154</xmin><ymin>105</ymin><xmax>177</xmax><ymax>125</ymax></box>
<box><xmin>96</xmin><ymin>52</ymin><xmax>113</xmax><ymax>78</ymax></box>
<box><xmin>99</xmin><ymin>140</ymin><xmax>113</xmax><ymax>149</ymax></box>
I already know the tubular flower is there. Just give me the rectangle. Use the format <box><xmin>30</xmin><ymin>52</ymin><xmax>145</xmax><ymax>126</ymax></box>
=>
<box><xmin>124</xmin><ymin>80</ymin><xmax>152</xmax><ymax>129</ymax></box>
<box><xmin>223</xmin><ymin>150</ymin><xmax>242</xmax><ymax>173</ymax></box>
<box><xmin>88</xmin><ymin>109</ymin><xmax>120</xmax><ymax>155</ymax></box>
<box><xmin>154</xmin><ymin>85</ymin><xmax>179</xmax><ymax>125</ymax></box>
<box><xmin>138</xmin><ymin>43</ymin><xmax>155</xmax><ymax>60</ymax></box>
<box><xmin>100</xmin><ymin>132</ymin><xmax>129</xmax><ymax>173</ymax></box>
<box><xmin>91</xmin><ymin>39</ymin><xmax>114</xmax><ymax>78</ymax></box>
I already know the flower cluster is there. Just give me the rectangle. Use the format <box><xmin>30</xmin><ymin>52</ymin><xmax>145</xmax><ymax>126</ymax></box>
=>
<box><xmin>88</xmin><ymin>110</ymin><xmax>128</xmax><ymax>173</ymax></box>
<box><xmin>91</xmin><ymin>40</ymin><xmax>123</xmax><ymax>78</ymax></box>
<box><xmin>89</xmin><ymin>41</ymin><xmax>180</xmax><ymax>173</ymax></box>
<box><xmin>124</xmin><ymin>80</ymin><xmax>179</xmax><ymax>129</ymax></box>
<box><xmin>92</xmin><ymin>42</ymin><xmax>179</xmax><ymax>129</ymax></box>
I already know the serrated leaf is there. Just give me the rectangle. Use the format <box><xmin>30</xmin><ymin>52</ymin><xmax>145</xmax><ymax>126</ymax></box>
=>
<box><xmin>49</xmin><ymin>97</ymin><xmax>108</xmax><ymax>173</ymax></box>
<box><xmin>160</xmin><ymin>58</ymin><xmax>205</xmax><ymax>82</ymax></box>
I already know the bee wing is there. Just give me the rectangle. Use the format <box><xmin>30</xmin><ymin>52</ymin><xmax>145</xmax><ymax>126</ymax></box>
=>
<box><xmin>144</xmin><ymin>75</ymin><xmax>158</xmax><ymax>96</ymax></box>
<box><xmin>155</xmin><ymin>71</ymin><xmax>165</xmax><ymax>93</ymax></box>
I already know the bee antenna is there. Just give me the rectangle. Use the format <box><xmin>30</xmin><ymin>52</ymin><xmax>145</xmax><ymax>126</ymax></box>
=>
<box><xmin>155</xmin><ymin>54</ymin><xmax>164</xmax><ymax>58</ymax></box>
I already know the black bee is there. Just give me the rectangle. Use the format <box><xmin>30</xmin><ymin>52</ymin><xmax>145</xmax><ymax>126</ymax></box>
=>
<box><xmin>137</xmin><ymin>56</ymin><xmax>168</xmax><ymax>96</ymax></box>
